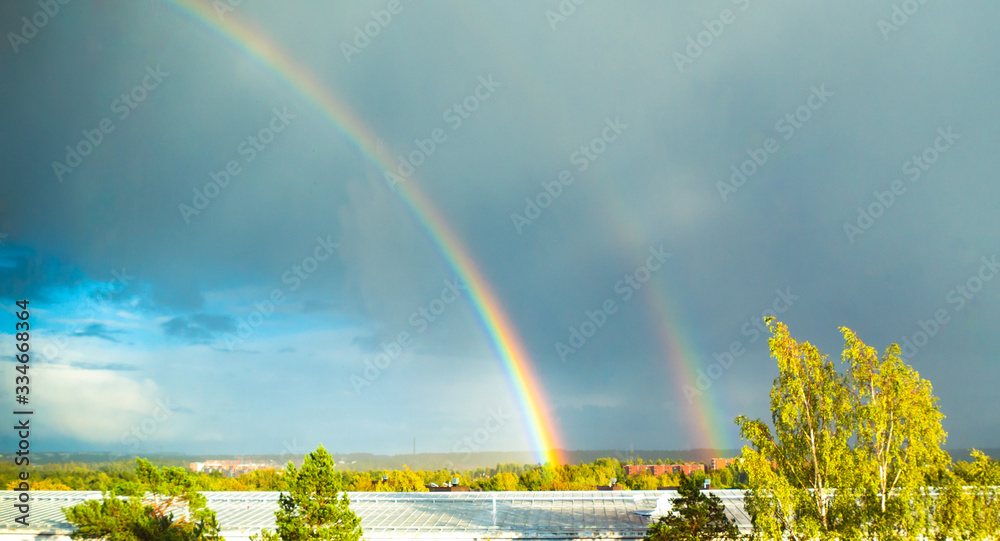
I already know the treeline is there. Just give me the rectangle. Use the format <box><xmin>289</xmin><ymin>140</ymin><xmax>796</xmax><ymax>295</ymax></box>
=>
<box><xmin>2</xmin><ymin>457</ymin><xmax>748</xmax><ymax>492</ymax></box>
<box><xmin>3</xmin><ymin>449</ymin><xmax>754</xmax><ymax>471</ymax></box>
<box><xmin>341</xmin><ymin>458</ymin><xmax>745</xmax><ymax>491</ymax></box>
<box><xmin>6</xmin><ymin>453</ymin><xmax>998</xmax><ymax>494</ymax></box>
<box><xmin>733</xmin><ymin>320</ymin><xmax>1000</xmax><ymax>539</ymax></box>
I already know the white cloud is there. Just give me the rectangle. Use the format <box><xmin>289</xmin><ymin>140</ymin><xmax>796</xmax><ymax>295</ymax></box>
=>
<box><xmin>34</xmin><ymin>366</ymin><xmax>167</xmax><ymax>442</ymax></box>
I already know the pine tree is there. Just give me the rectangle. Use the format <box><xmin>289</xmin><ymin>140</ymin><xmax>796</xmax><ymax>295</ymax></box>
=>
<box><xmin>644</xmin><ymin>473</ymin><xmax>740</xmax><ymax>541</ymax></box>
<box><xmin>253</xmin><ymin>446</ymin><xmax>362</xmax><ymax>541</ymax></box>
<box><xmin>63</xmin><ymin>458</ymin><xmax>221</xmax><ymax>541</ymax></box>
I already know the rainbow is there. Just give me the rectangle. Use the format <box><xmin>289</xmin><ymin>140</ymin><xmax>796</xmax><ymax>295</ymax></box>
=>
<box><xmin>645</xmin><ymin>285</ymin><xmax>730</xmax><ymax>452</ymax></box>
<box><xmin>165</xmin><ymin>0</ymin><xmax>565</xmax><ymax>465</ymax></box>
<box><xmin>600</xmin><ymin>198</ymin><xmax>730</xmax><ymax>453</ymax></box>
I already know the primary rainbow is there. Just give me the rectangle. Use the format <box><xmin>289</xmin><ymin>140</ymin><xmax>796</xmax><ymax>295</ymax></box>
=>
<box><xmin>166</xmin><ymin>0</ymin><xmax>565</xmax><ymax>465</ymax></box>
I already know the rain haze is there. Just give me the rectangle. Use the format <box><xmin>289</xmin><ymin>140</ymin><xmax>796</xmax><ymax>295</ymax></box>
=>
<box><xmin>0</xmin><ymin>1</ymin><xmax>998</xmax><ymax>459</ymax></box>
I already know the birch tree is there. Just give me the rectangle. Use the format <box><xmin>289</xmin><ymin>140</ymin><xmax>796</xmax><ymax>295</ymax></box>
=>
<box><xmin>735</xmin><ymin>318</ymin><xmax>854</xmax><ymax>540</ymax></box>
<box><xmin>736</xmin><ymin>320</ymin><xmax>954</xmax><ymax>540</ymax></box>
<box><xmin>841</xmin><ymin>328</ymin><xmax>948</xmax><ymax>538</ymax></box>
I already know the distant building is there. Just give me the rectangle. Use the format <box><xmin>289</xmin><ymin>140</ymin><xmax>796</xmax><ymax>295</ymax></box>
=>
<box><xmin>709</xmin><ymin>458</ymin><xmax>736</xmax><ymax>471</ymax></box>
<box><xmin>427</xmin><ymin>477</ymin><xmax>471</xmax><ymax>492</ymax></box>
<box><xmin>623</xmin><ymin>463</ymin><xmax>705</xmax><ymax>477</ymax></box>
<box><xmin>427</xmin><ymin>485</ymin><xmax>472</xmax><ymax>492</ymax></box>
<box><xmin>189</xmin><ymin>459</ymin><xmax>275</xmax><ymax>477</ymax></box>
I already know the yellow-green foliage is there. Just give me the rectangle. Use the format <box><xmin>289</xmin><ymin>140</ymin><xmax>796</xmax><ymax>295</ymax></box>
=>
<box><xmin>736</xmin><ymin>319</ymin><xmax>999</xmax><ymax>540</ymax></box>
<box><xmin>5</xmin><ymin>456</ymin><xmax>748</xmax><ymax>494</ymax></box>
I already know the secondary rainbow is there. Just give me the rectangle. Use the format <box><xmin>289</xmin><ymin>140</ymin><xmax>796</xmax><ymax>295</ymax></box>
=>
<box><xmin>166</xmin><ymin>0</ymin><xmax>565</xmax><ymax>465</ymax></box>
<box><xmin>646</xmin><ymin>284</ymin><xmax>731</xmax><ymax>452</ymax></box>
<box><xmin>600</xmin><ymin>198</ymin><xmax>730</xmax><ymax>452</ymax></box>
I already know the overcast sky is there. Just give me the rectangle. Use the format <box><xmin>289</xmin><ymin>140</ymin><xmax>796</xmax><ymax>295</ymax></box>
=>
<box><xmin>1</xmin><ymin>1</ymin><xmax>998</xmax><ymax>459</ymax></box>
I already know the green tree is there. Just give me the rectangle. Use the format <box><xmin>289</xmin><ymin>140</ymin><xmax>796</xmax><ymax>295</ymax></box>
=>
<box><xmin>629</xmin><ymin>474</ymin><xmax>659</xmax><ymax>491</ymax></box>
<box><xmin>484</xmin><ymin>471</ymin><xmax>522</xmax><ymax>491</ymax></box>
<box><xmin>954</xmin><ymin>449</ymin><xmax>1000</xmax><ymax>486</ymax></box>
<box><xmin>841</xmin><ymin>328</ymin><xmax>948</xmax><ymax>537</ymax></box>
<box><xmin>63</xmin><ymin>458</ymin><xmax>221</xmax><ymax>541</ymax></box>
<box><xmin>252</xmin><ymin>446</ymin><xmax>362</xmax><ymax>541</ymax></box>
<box><xmin>376</xmin><ymin>467</ymin><xmax>427</xmax><ymax>492</ymax></box>
<box><xmin>711</xmin><ymin>463</ymin><xmax>742</xmax><ymax>489</ymax></box>
<box><xmin>736</xmin><ymin>320</ymin><xmax>955</xmax><ymax>540</ymax></box>
<box><xmin>520</xmin><ymin>468</ymin><xmax>544</xmax><ymax>491</ymax></box>
<box><xmin>6</xmin><ymin>477</ymin><xmax>73</xmax><ymax>490</ymax></box>
<box><xmin>735</xmin><ymin>319</ymin><xmax>854</xmax><ymax>540</ymax></box>
<box><xmin>936</xmin><ymin>450</ymin><xmax>1000</xmax><ymax>539</ymax></box>
<box><xmin>240</xmin><ymin>468</ymin><xmax>287</xmax><ymax>491</ymax></box>
<box><xmin>644</xmin><ymin>474</ymin><xmax>740</xmax><ymax>541</ymax></box>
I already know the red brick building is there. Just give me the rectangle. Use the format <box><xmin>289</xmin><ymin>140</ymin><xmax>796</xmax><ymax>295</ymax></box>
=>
<box><xmin>622</xmin><ymin>463</ymin><xmax>705</xmax><ymax>477</ymax></box>
<box><xmin>709</xmin><ymin>458</ymin><xmax>736</xmax><ymax>471</ymax></box>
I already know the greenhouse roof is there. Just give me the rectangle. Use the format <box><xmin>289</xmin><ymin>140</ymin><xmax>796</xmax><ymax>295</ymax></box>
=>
<box><xmin>0</xmin><ymin>490</ymin><xmax>752</xmax><ymax>540</ymax></box>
